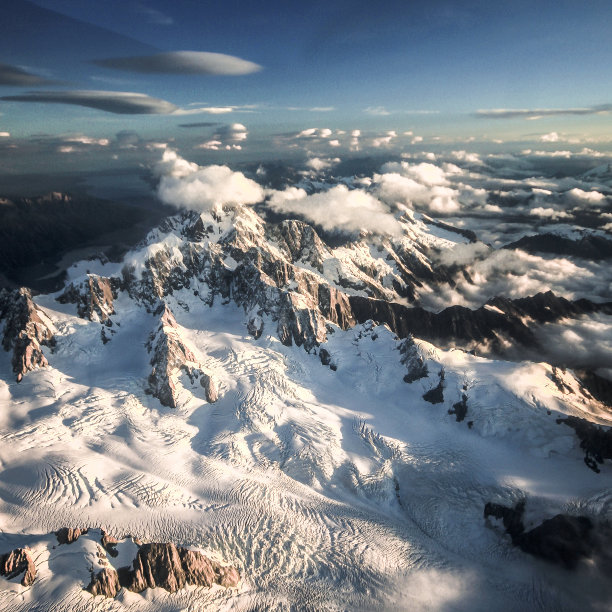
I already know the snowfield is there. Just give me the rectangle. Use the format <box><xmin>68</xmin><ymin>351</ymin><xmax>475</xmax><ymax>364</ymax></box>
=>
<box><xmin>1</xmin><ymin>288</ymin><xmax>611</xmax><ymax>611</ymax></box>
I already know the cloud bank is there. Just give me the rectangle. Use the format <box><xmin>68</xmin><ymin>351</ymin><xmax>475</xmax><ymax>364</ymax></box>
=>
<box><xmin>268</xmin><ymin>185</ymin><xmax>402</xmax><ymax>235</ymax></box>
<box><xmin>0</xmin><ymin>62</ymin><xmax>53</xmax><ymax>86</ymax></box>
<box><xmin>93</xmin><ymin>51</ymin><xmax>262</xmax><ymax>75</ymax></box>
<box><xmin>1</xmin><ymin>90</ymin><xmax>177</xmax><ymax>114</ymax></box>
<box><xmin>155</xmin><ymin>149</ymin><xmax>264</xmax><ymax>212</ymax></box>
<box><xmin>476</xmin><ymin>104</ymin><xmax>612</xmax><ymax>120</ymax></box>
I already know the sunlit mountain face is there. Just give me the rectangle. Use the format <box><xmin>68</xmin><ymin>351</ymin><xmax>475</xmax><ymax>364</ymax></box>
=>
<box><xmin>0</xmin><ymin>2</ymin><xmax>611</xmax><ymax>611</ymax></box>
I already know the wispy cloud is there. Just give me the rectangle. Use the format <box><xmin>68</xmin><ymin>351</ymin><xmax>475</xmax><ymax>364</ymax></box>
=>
<box><xmin>0</xmin><ymin>62</ymin><xmax>54</xmax><ymax>86</ymax></box>
<box><xmin>1</xmin><ymin>90</ymin><xmax>177</xmax><ymax>114</ymax></box>
<box><xmin>178</xmin><ymin>121</ymin><xmax>220</xmax><ymax>128</ymax></box>
<box><xmin>476</xmin><ymin>104</ymin><xmax>612</xmax><ymax>120</ymax></box>
<box><xmin>135</xmin><ymin>3</ymin><xmax>174</xmax><ymax>25</ymax></box>
<box><xmin>365</xmin><ymin>106</ymin><xmax>439</xmax><ymax>116</ymax></box>
<box><xmin>93</xmin><ymin>51</ymin><xmax>262</xmax><ymax>76</ymax></box>
<box><xmin>365</xmin><ymin>106</ymin><xmax>390</xmax><ymax>116</ymax></box>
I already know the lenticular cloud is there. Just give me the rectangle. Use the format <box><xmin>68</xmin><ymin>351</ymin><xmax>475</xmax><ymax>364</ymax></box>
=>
<box><xmin>155</xmin><ymin>150</ymin><xmax>264</xmax><ymax>212</ymax></box>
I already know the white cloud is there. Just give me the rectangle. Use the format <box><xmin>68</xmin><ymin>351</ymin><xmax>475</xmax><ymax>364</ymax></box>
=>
<box><xmin>155</xmin><ymin>149</ymin><xmax>264</xmax><ymax>212</ymax></box>
<box><xmin>305</xmin><ymin>157</ymin><xmax>341</xmax><ymax>172</ymax></box>
<box><xmin>364</xmin><ymin>106</ymin><xmax>390</xmax><ymax>116</ymax></box>
<box><xmin>267</xmin><ymin>184</ymin><xmax>402</xmax><ymax>235</ymax></box>
<box><xmin>529</xmin><ymin>207</ymin><xmax>572</xmax><ymax>220</ymax></box>
<box><xmin>539</xmin><ymin>132</ymin><xmax>560</xmax><ymax>142</ymax></box>
<box><xmin>565</xmin><ymin>188</ymin><xmax>607</xmax><ymax>205</ymax></box>
<box><xmin>0</xmin><ymin>132</ymin><xmax>10</xmax><ymax>137</ymax></box>
<box><xmin>93</xmin><ymin>51</ymin><xmax>262</xmax><ymax>76</ymax></box>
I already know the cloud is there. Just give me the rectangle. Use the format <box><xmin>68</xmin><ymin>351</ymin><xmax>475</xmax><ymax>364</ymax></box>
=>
<box><xmin>93</xmin><ymin>51</ymin><xmax>262</xmax><ymax>76</ymax></box>
<box><xmin>0</xmin><ymin>62</ymin><xmax>53</xmax><ymax>86</ymax></box>
<box><xmin>178</xmin><ymin>121</ymin><xmax>220</xmax><ymax>128</ymax></box>
<box><xmin>268</xmin><ymin>184</ymin><xmax>402</xmax><ymax>235</ymax></box>
<box><xmin>0</xmin><ymin>132</ymin><xmax>9</xmax><ymax>138</ymax></box>
<box><xmin>371</xmin><ymin>131</ymin><xmax>397</xmax><ymax>148</ymax></box>
<box><xmin>305</xmin><ymin>157</ymin><xmax>341</xmax><ymax>172</ymax></box>
<box><xmin>535</xmin><ymin>314</ymin><xmax>612</xmax><ymax>373</ymax></box>
<box><xmin>135</xmin><ymin>4</ymin><xmax>174</xmax><ymax>25</ymax></box>
<box><xmin>175</xmin><ymin>106</ymin><xmax>235</xmax><ymax>115</ymax></box>
<box><xmin>1</xmin><ymin>90</ymin><xmax>177</xmax><ymax>114</ymax></box>
<box><xmin>528</xmin><ymin>207</ymin><xmax>572</xmax><ymax>220</ymax></box>
<box><xmin>155</xmin><ymin>149</ymin><xmax>263</xmax><ymax>212</ymax></box>
<box><xmin>365</xmin><ymin>106</ymin><xmax>390</xmax><ymax>116</ymax></box>
<box><xmin>565</xmin><ymin>188</ymin><xmax>607</xmax><ymax>206</ymax></box>
<box><xmin>195</xmin><ymin>123</ymin><xmax>248</xmax><ymax>150</ymax></box>
<box><xmin>475</xmin><ymin>104</ymin><xmax>612</xmax><ymax>120</ymax></box>
<box><xmin>295</xmin><ymin>128</ymin><xmax>333</xmax><ymax>139</ymax></box>
<box><xmin>539</xmin><ymin>132</ymin><xmax>560</xmax><ymax>142</ymax></box>
<box><xmin>374</xmin><ymin>162</ymin><xmax>461</xmax><ymax>214</ymax></box>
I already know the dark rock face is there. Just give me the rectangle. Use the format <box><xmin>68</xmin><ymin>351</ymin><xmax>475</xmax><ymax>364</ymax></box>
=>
<box><xmin>57</xmin><ymin>274</ymin><xmax>119</xmax><ymax>325</ymax></box>
<box><xmin>423</xmin><ymin>369</ymin><xmax>445</xmax><ymax>404</ymax></box>
<box><xmin>399</xmin><ymin>336</ymin><xmax>428</xmax><ymax>383</ymax></box>
<box><xmin>574</xmin><ymin>369</ymin><xmax>612</xmax><ymax>408</ymax></box>
<box><xmin>449</xmin><ymin>394</ymin><xmax>468</xmax><ymax>422</ymax></box>
<box><xmin>89</xmin><ymin>542</ymin><xmax>240</xmax><ymax>598</ymax></box>
<box><xmin>504</xmin><ymin>233</ymin><xmax>612</xmax><ymax>261</ymax></box>
<box><xmin>557</xmin><ymin>416</ymin><xmax>612</xmax><ymax>473</ymax></box>
<box><xmin>0</xmin><ymin>548</ymin><xmax>36</xmax><ymax>586</ymax></box>
<box><xmin>55</xmin><ymin>527</ymin><xmax>87</xmax><ymax>545</ymax></box>
<box><xmin>484</xmin><ymin>501</ymin><xmax>595</xmax><ymax>569</ymax></box>
<box><xmin>0</xmin><ymin>287</ymin><xmax>55</xmax><ymax>381</ymax></box>
<box><xmin>87</xmin><ymin>567</ymin><xmax>120</xmax><ymax>598</ymax></box>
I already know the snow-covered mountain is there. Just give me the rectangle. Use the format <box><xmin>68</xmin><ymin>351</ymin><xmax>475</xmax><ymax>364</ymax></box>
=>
<box><xmin>0</xmin><ymin>198</ymin><xmax>611</xmax><ymax>611</ymax></box>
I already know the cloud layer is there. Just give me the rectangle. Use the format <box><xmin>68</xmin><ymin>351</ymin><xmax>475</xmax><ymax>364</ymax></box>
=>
<box><xmin>0</xmin><ymin>62</ymin><xmax>52</xmax><ymax>86</ymax></box>
<box><xmin>1</xmin><ymin>90</ymin><xmax>177</xmax><ymax>114</ymax></box>
<box><xmin>268</xmin><ymin>184</ymin><xmax>402</xmax><ymax>235</ymax></box>
<box><xmin>155</xmin><ymin>149</ymin><xmax>264</xmax><ymax>212</ymax></box>
<box><xmin>93</xmin><ymin>51</ymin><xmax>262</xmax><ymax>75</ymax></box>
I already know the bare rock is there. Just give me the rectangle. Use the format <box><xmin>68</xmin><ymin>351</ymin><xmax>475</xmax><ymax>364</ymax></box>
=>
<box><xmin>178</xmin><ymin>548</ymin><xmax>216</xmax><ymax>588</ymax></box>
<box><xmin>121</xmin><ymin>542</ymin><xmax>186</xmax><ymax>593</ymax></box>
<box><xmin>399</xmin><ymin>336</ymin><xmax>428</xmax><ymax>383</ymax></box>
<box><xmin>0</xmin><ymin>287</ymin><xmax>55</xmax><ymax>381</ymax></box>
<box><xmin>423</xmin><ymin>368</ymin><xmax>445</xmax><ymax>404</ymax></box>
<box><xmin>0</xmin><ymin>548</ymin><xmax>36</xmax><ymax>586</ymax></box>
<box><xmin>214</xmin><ymin>563</ymin><xmax>240</xmax><ymax>588</ymax></box>
<box><xmin>57</xmin><ymin>274</ymin><xmax>119</xmax><ymax>324</ymax></box>
<box><xmin>146</xmin><ymin>305</ymin><xmax>200</xmax><ymax>408</ymax></box>
<box><xmin>100</xmin><ymin>530</ymin><xmax>119</xmax><ymax>558</ymax></box>
<box><xmin>200</xmin><ymin>372</ymin><xmax>219</xmax><ymax>403</ymax></box>
<box><xmin>247</xmin><ymin>313</ymin><xmax>264</xmax><ymax>339</ymax></box>
<box><xmin>484</xmin><ymin>501</ymin><xmax>595</xmax><ymax>569</ymax></box>
<box><xmin>87</xmin><ymin>567</ymin><xmax>120</xmax><ymax>598</ymax></box>
<box><xmin>55</xmin><ymin>527</ymin><xmax>87</xmax><ymax>545</ymax></box>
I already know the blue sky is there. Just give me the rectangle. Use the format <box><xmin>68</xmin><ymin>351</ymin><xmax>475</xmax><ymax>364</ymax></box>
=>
<box><xmin>0</xmin><ymin>0</ymin><xmax>611</xmax><ymax>168</ymax></box>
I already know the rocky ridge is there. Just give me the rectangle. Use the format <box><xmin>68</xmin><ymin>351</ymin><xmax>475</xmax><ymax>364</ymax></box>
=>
<box><xmin>0</xmin><ymin>287</ymin><xmax>55</xmax><ymax>381</ymax></box>
<box><xmin>146</xmin><ymin>303</ymin><xmax>218</xmax><ymax>407</ymax></box>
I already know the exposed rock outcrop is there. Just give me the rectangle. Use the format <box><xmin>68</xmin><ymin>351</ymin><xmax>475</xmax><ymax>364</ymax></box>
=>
<box><xmin>146</xmin><ymin>304</ymin><xmax>219</xmax><ymax>408</ymax></box>
<box><xmin>57</xmin><ymin>274</ymin><xmax>119</xmax><ymax>324</ymax></box>
<box><xmin>484</xmin><ymin>501</ymin><xmax>594</xmax><ymax>569</ymax></box>
<box><xmin>55</xmin><ymin>527</ymin><xmax>87</xmax><ymax>545</ymax></box>
<box><xmin>423</xmin><ymin>368</ymin><xmax>445</xmax><ymax>404</ymax></box>
<box><xmin>0</xmin><ymin>287</ymin><xmax>55</xmax><ymax>381</ymax></box>
<box><xmin>399</xmin><ymin>336</ymin><xmax>428</xmax><ymax>383</ymax></box>
<box><xmin>0</xmin><ymin>548</ymin><xmax>36</xmax><ymax>586</ymax></box>
<box><xmin>88</xmin><ymin>541</ymin><xmax>240</xmax><ymax>598</ymax></box>
<box><xmin>87</xmin><ymin>567</ymin><xmax>120</xmax><ymax>598</ymax></box>
<box><xmin>557</xmin><ymin>415</ymin><xmax>612</xmax><ymax>473</ymax></box>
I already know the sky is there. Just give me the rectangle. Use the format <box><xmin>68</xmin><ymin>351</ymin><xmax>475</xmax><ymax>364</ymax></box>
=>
<box><xmin>0</xmin><ymin>0</ymin><xmax>611</xmax><ymax>174</ymax></box>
